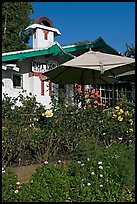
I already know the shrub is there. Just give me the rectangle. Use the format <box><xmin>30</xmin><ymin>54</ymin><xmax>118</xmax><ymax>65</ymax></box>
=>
<box><xmin>15</xmin><ymin>164</ymin><xmax>71</xmax><ymax>202</ymax></box>
<box><xmin>2</xmin><ymin>90</ymin><xmax>135</xmax><ymax>167</ymax></box>
<box><xmin>2</xmin><ymin>168</ymin><xmax>20</xmax><ymax>202</ymax></box>
<box><xmin>68</xmin><ymin>144</ymin><xmax>135</xmax><ymax>202</ymax></box>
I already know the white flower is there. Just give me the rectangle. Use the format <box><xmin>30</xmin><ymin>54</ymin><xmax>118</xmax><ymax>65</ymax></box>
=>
<box><xmin>44</xmin><ymin>161</ymin><xmax>48</xmax><ymax>164</ymax></box>
<box><xmin>81</xmin><ymin>178</ymin><xmax>86</xmax><ymax>181</ymax></box>
<box><xmin>103</xmin><ymin>133</ymin><xmax>106</xmax><ymax>135</ymax></box>
<box><xmin>77</xmin><ymin>161</ymin><xmax>81</xmax><ymax>164</ymax></box>
<box><xmin>100</xmin><ymin>174</ymin><xmax>103</xmax><ymax>178</ymax></box>
<box><xmin>2</xmin><ymin>167</ymin><xmax>4</xmax><ymax>171</ymax></box>
<box><xmin>58</xmin><ymin>160</ymin><xmax>61</xmax><ymax>163</ymax></box>
<box><xmin>100</xmin><ymin>184</ymin><xmax>103</xmax><ymax>188</ymax></box>
<box><xmin>99</xmin><ymin>166</ymin><xmax>103</xmax><ymax>169</ymax></box>
<box><xmin>2</xmin><ymin>170</ymin><xmax>6</xmax><ymax>174</ymax></box>
<box><xmin>91</xmin><ymin>172</ymin><xmax>95</xmax><ymax>175</ymax></box>
<box><xmin>87</xmin><ymin>183</ymin><xmax>91</xmax><ymax>186</ymax></box>
<box><xmin>14</xmin><ymin>189</ymin><xmax>19</xmax><ymax>194</ymax></box>
<box><xmin>106</xmin><ymin>179</ymin><xmax>109</xmax><ymax>182</ymax></box>
<box><xmin>98</xmin><ymin>161</ymin><xmax>102</xmax><ymax>165</ymax></box>
<box><xmin>16</xmin><ymin>181</ymin><xmax>21</xmax><ymax>185</ymax></box>
<box><xmin>81</xmin><ymin>163</ymin><xmax>85</xmax><ymax>166</ymax></box>
<box><xmin>118</xmin><ymin>137</ymin><xmax>123</xmax><ymax>140</ymax></box>
<box><xmin>87</xmin><ymin>158</ymin><xmax>90</xmax><ymax>161</ymax></box>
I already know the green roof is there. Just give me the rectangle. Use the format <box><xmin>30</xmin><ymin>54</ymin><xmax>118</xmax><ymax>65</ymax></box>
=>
<box><xmin>2</xmin><ymin>37</ymin><xmax>120</xmax><ymax>63</ymax></box>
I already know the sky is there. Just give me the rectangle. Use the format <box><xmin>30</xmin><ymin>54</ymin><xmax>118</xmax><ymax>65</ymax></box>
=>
<box><xmin>29</xmin><ymin>2</ymin><xmax>135</xmax><ymax>54</ymax></box>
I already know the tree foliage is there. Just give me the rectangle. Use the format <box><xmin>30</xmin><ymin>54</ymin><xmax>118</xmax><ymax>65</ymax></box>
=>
<box><xmin>2</xmin><ymin>2</ymin><xmax>34</xmax><ymax>52</ymax></box>
<box><xmin>124</xmin><ymin>43</ymin><xmax>135</xmax><ymax>58</ymax></box>
<box><xmin>74</xmin><ymin>40</ymin><xmax>92</xmax><ymax>45</ymax></box>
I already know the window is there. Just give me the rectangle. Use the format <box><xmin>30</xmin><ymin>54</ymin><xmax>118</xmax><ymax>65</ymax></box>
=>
<box><xmin>13</xmin><ymin>74</ymin><xmax>22</xmax><ymax>88</ymax></box>
<box><xmin>44</xmin><ymin>30</ymin><xmax>48</xmax><ymax>40</ymax></box>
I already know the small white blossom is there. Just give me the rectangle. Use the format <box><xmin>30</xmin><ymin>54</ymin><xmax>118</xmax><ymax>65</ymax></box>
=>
<box><xmin>100</xmin><ymin>174</ymin><xmax>103</xmax><ymax>178</ymax></box>
<box><xmin>87</xmin><ymin>158</ymin><xmax>90</xmax><ymax>161</ymax></box>
<box><xmin>87</xmin><ymin>183</ymin><xmax>91</xmax><ymax>186</ymax></box>
<box><xmin>16</xmin><ymin>181</ymin><xmax>21</xmax><ymax>185</ymax></box>
<box><xmin>118</xmin><ymin>137</ymin><xmax>123</xmax><ymax>140</ymax></box>
<box><xmin>99</xmin><ymin>166</ymin><xmax>103</xmax><ymax>169</ymax></box>
<box><xmin>2</xmin><ymin>170</ymin><xmax>6</xmax><ymax>174</ymax></box>
<box><xmin>103</xmin><ymin>133</ymin><xmax>106</xmax><ymax>135</ymax></box>
<box><xmin>77</xmin><ymin>161</ymin><xmax>81</xmax><ymax>164</ymax></box>
<box><xmin>91</xmin><ymin>172</ymin><xmax>95</xmax><ymax>175</ymax></box>
<box><xmin>44</xmin><ymin>161</ymin><xmax>48</xmax><ymax>165</ymax></box>
<box><xmin>100</xmin><ymin>184</ymin><xmax>103</xmax><ymax>188</ymax></box>
<box><xmin>2</xmin><ymin>167</ymin><xmax>4</xmax><ymax>171</ymax></box>
<box><xmin>14</xmin><ymin>190</ymin><xmax>19</xmax><ymax>194</ymax></box>
<box><xmin>58</xmin><ymin>160</ymin><xmax>61</xmax><ymax>163</ymax></box>
<box><xmin>106</xmin><ymin>179</ymin><xmax>109</xmax><ymax>182</ymax></box>
<box><xmin>81</xmin><ymin>178</ymin><xmax>86</xmax><ymax>181</ymax></box>
<box><xmin>81</xmin><ymin>163</ymin><xmax>85</xmax><ymax>166</ymax></box>
<box><xmin>98</xmin><ymin>161</ymin><xmax>102</xmax><ymax>165</ymax></box>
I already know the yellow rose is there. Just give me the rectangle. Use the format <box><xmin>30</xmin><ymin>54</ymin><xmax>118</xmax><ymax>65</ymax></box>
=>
<box><xmin>84</xmin><ymin>106</ymin><xmax>86</xmax><ymax>110</ymax></box>
<box><xmin>129</xmin><ymin>112</ymin><xmax>133</xmax><ymax>118</ymax></box>
<box><xmin>129</xmin><ymin>119</ymin><xmax>133</xmax><ymax>126</ymax></box>
<box><xmin>115</xmin><ymin>106</ymin><xmax>120</xmax><ymax>110</ymax></box>
<box><xmin>42</xmin><ymin>113</ymin><xmax>45</xmax><ymax>117</ymax></box>
<box><xmin>118</xmin><ymin>116</ymin><xmax>123</xmax><ymax>121</ymax></box>
<box><xmin>125</xmin><ymin>111</ymin><xmax>129</xmax><ymax>116</ymax></box>
<box><xmin>119</xmin><ymin>109</ymin><xmax>124</xmax><ymax>114</ymax></box>
<box><xmin>112</xmin><ymin>113</ymin><xmax>117</xmax><ymax>118</ymax></box>
<box><xmin>45</xmin><ymin>110</ymin><xmax>53</xmax><ymax>118</ymax></box>
<box><xmin>129</xmin><ymin>128</ymin><xmax>133</xmax><ymax>133</ymax></box>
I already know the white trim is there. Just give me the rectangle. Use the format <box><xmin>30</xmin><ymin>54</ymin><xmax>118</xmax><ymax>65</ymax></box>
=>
<box><xmin>2</xmin><ymin>65</ymin><xmax>7</xmax><ymax>70</ymax></box>
<box><xmin>2</xmin><ymin>42</ymin><xmax>57</xmax><ymax>56</ymax></box>
<box><xmin>25</xmin><ymin>24</ymin><xmax>61</xmax><ymax>36</ymax></box>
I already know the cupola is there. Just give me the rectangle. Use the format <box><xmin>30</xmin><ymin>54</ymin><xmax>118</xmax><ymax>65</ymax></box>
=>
<box><xmin>25</xmin><ymin>16</ymin><xmax>61</xmax><ymax>49</ymax></box>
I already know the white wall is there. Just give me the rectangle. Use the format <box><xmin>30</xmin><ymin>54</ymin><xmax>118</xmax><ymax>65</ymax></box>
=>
<box><xmin>2</xmin><ymin>59</ymin><xmax>52</xmax><ymax>109</ymax></box>
<box><xmin>33</xmin><ymin>29</ymin><xmax>53</xmax><ymax>49</ymax></box>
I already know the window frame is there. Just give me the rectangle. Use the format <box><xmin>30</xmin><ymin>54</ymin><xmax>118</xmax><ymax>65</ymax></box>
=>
<box><xmin>12</xmin><ymin>73</ymin><xmax>23</xmax><ymax>89</ymax></box>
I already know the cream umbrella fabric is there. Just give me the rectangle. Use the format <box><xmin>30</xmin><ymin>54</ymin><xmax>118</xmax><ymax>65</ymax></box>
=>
<box><xmin>44</xmin><ymin>51</ymin><xmax>135</xmax><ymax>85</ymax></box>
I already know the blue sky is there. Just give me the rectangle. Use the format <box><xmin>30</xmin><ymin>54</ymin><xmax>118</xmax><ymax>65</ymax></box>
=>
<box><xmin>29</xmin><ymin>2</ymin><xmax>135</xmax><ymax>54</ymax></box>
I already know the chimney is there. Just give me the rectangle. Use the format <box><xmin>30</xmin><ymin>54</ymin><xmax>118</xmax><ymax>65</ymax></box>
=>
<box><xmin>25</xmin><ymin>17</ymin><xmax>61</xmax><ymax>49</ymax></box>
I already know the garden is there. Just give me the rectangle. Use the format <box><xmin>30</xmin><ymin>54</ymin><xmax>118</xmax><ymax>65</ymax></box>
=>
<box><xmin>2</xmin><ymin>87</ymin><xmax>135</xmax><ymax>202</ymax></box>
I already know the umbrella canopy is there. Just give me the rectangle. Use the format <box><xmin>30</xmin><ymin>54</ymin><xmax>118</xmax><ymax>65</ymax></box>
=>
<box><xmin>116</xmin><ymin>70</ymin><xmax>135</xmax><ymax>82</ymax></box>
<box><xmin>44</xmin><ymin>51</ymin><xmax>135</xmax><ymax>85</ymax></box>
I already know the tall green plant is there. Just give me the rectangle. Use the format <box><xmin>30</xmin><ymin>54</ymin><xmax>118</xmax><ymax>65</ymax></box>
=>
<box><xmin>2</xmin><ymin>2</ymin><xmax>34</xmax><ymax>52</ymax></box>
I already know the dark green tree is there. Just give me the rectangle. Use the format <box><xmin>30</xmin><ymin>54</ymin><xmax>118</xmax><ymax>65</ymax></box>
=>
<box><xmin>2</xmin><ymin>2</ymin><xmax>34</xmax><ymax>52</ymax></box>
<box><xmin>74</xmin><ymin>40</ymin><xmax>92</xmax><ymax>45</ymax></box>
<box><xmin>124</xmin><ymin>43</ymin><xmax>135</xmax><ymax>58</ymax></box>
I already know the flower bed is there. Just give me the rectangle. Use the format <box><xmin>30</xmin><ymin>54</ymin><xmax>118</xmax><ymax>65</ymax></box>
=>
<box><xmin>2</xmin><ymin>89</ymin><xmax>135</xmax><ymax>201</ymax></box>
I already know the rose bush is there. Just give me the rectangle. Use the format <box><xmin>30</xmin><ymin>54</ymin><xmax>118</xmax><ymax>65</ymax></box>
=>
<box><xmin>2</xmin><ymin>88</ymin><xmax>135</xmax><ymax>202</ymax></box>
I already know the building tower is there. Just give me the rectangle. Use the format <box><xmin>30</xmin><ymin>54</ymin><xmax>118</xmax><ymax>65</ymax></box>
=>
<box><xmin>25</xmin><ymin>16</ymin><xmax>61</xmax><ymax>49</ymax></box>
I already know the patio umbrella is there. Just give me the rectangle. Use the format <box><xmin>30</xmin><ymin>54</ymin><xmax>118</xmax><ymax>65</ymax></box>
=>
<box><xmin>44</xmin><ymin>50</ymin><xmax>135</xmax><ymax>86</ymax></box>
<box><xmin>116</xmin><ymin>70</ymin><xmax>135</xmax><ymax>82</ymax></box>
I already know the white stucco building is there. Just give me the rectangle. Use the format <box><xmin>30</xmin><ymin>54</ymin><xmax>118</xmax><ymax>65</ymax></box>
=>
<box><xmin>2</xmin><ymin>16</ymin><xmax>135</xmax><ymax>108</ymax></box>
